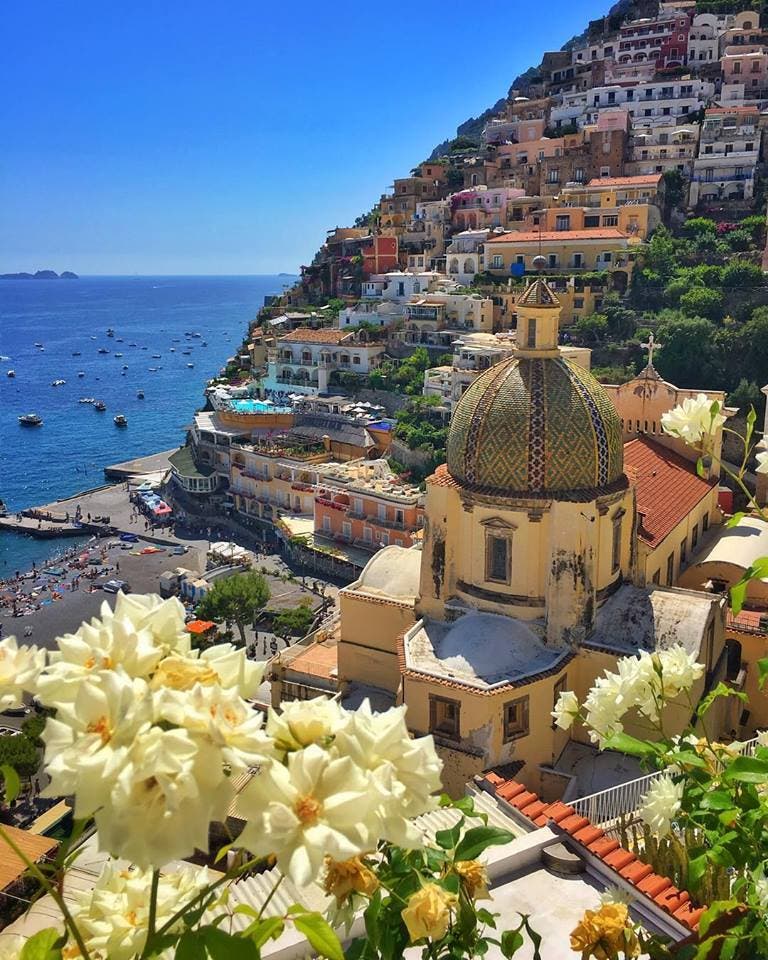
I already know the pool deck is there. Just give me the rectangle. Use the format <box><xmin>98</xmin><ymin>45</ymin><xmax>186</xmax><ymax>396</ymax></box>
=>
<box><xmin>103</xmin><ymin>448</ymin><xmax>177</xmax><ymax>481</ymax></box>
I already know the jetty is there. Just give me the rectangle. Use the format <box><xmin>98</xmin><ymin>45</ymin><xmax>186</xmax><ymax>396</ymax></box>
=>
<box><xmin>0</xmin><ymin>513</ymin><xmax>92</xmax><ymax>539</ymax></box>
<box><xmin>103</xmin><ymin>448</ymin><xmax>176</xmax><ymax>481</ymax></box>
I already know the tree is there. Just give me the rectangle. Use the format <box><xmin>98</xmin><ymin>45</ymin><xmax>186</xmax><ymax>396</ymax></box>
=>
<box><xmin>728</xmin><ymin>377</ymin><xmax>761</xmax><ymax>413</ymax></box>
<box><xmin>272</xmin><ymin>601</ymin><xmax>315</xmax><ymax>643</ymax></box>
<box><xmin>681</xmin><ymin>216</ymin><xmax>717</xmax><ymax>240</ymax></box>
<box><xmin>662</xmin><ymin>168</ymin><xmax>685</xmax><ymax>211</ymax></box>
<box><xmin>0</xmin><ymin>734</ymin><xmax>38</xmax><ymax>779</ymax></box>
<box><xmin>655</xmin><ymin>315</ymin><xmax>721</xmax><ymax>388</ymax></box>
<box><xmin>196</xmin><ymin>572</ymin><xmax>270</xmax><ymax>646</ymax></box>
<box><xmin>679</xmin><ymin>286</ymin><xmax>724</xmax><ymax>322</ymax></box>
<box><xmin>722</xmin><ymin>260</ymin><xmax>764</xmax><ymax>288</ymax></box>
<box><xmin>573</xmin><ymin>313</ymin><xmax>608</xmax><ymax>343</ymax></box>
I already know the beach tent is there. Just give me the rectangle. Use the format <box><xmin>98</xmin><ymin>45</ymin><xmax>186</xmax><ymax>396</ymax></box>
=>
<box><xmin>153</xmin><ymin>503</ymin><xmax>172</xmax><ymax>516</ymax></box>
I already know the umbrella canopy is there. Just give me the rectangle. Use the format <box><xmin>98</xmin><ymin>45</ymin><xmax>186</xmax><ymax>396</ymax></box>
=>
<box><xmin>186</xmin><ymin>620</ymin><xmax>216</xmax><ymax>635</ymax></box>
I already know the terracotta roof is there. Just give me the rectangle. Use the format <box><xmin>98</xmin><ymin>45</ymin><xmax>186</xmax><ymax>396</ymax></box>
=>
<box><xmin>516</xmin><ymin>278</ymin><xmax>560</xmax><ymax>308</ymax></box>
<box><xmin>481</xmin><ymin>771</ymin><xmax>705</xmax><ymax>931</ymax></box>
<box><xmin>705</xmin><ymin>105</ymin><xmax>759</xmax><ymax>116</ymax></box>
<box><xmin>487</xmin><ymin>229</ymin><xmax>630</xmax><ymax>244</ymax></box>
<box><xmin>584</xmin><ymin>174</ymin><xmax>662</xmax><ymax>187</ymax></box>
<box><xmin>0</xmin><ymin>826</ymin><xmax>57</xmax><ymax>890</ymax></box>
<box><xmin>278</xmin><ymin>328</ymin><xmax>353</xmax><ymax>345</ymax></box>
<box><xmin>624</xmin><ymin>437</ymin><xmax>715</xmax><ymax>549</ymax></box>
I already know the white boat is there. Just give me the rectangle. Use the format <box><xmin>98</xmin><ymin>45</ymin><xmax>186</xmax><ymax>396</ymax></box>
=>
<box><xmin>187</xmin><ymin>362</ymin><xmax>195</xmax><ymax>368</ymax></box>
<box><xmin>114</xmin><ymin>414</ymin><xmax>128</xmax><ymax>427</ymax></box>
<box><xmin>114</xmin><ymin>352</ymin><xmax>123</xmax><ymax>357</ymax></box>
<box><xmin>51</xmin><ymin>379</ymin><xmax>66</xmax><ymax>387</ymax></box>
<box><xmin>6</xmin><ymin>370</ymin><xmax>15</xmax><ymax>378</ymax></box>
<box><xmin>77</xmin><ymin>371</ymin><xmax>85</xmax><ymax>378</ymax></box>
<box><xmin>34</xmin><ymin>342</ymin><xmax>43</xmax><ymax>348</ymax></box>
<box><xmin>79</xmin><ymin>397</ymin><xmax>95</xmax><ymax>404</ymax></box>
<box><xmin>106</xmin><ymin>328</ymin><xmax>115</xmax><ymax>338</ymax></box>
<box><xmin>18</xmin><ymin>413</ymin><xmax>42</xmax><ymax>426</ymax></box>
<box><xmin>98</xmin><ymin>348</ymin><xmax>109</xmax><ymax>354</ymax></box>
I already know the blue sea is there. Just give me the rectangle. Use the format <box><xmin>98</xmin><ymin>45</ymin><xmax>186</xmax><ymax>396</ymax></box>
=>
<box><xmin>0</xmin><ymin>275</ymin><xmax>293</xmax><ymax>575</ymax></box>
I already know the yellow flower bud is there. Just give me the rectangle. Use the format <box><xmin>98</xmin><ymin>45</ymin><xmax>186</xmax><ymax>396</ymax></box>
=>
<box><xmin>570</xmin><ymin>902</ymin><xmax>640</xmax><ymax>960</ymax></box>
<box><xmin>150</xmin><ymin>656</ymin><xmax>219</xmax><ymax>691</ymax></box>
<box><xmin>454</xmin><ymin>860</ymin><xmax>490</xmax><ymax>900</ymax></box>
<box><xmin>323</xmin><ymin>856</ymin><xmax>379</xmax><ymax>905</ymax></box>
<box><xmin>401</xmin><ymin>883</ymin><xmax>458</xmax><ymax>942</ymax></box>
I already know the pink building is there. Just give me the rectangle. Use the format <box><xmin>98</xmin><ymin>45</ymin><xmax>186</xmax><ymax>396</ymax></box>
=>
<box><xmin>314</xmin><ymin>481</ymin><xmax>424</xmax><ymax>552</ymax></box>
<box><xmin>721</xmin><ymin>45</ymin><xmax>768</xmax><ymax>92</ymax></box>
<box><xmin>617</xmin><ymin>13</ymin><xmax>690</xmax><ymax>67</ymax></box>
<box><xmin>450</xmin><ymin>186</ymin><xmax>527</xmax><ymax>231</ymax></box>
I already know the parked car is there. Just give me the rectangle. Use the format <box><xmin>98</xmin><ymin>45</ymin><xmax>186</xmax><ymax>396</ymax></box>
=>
<box><xmin>119</xmin><ymin>533</ymin><xmax>139</xmax><ymax>543</ymax></box>
<box><xmin>171</xmin><ymin>545</ymin><xmax>189</xmax><ymax>555</ymax></box>
<box><xmin>103</xmin><ymin>579</ymin><xmax>131</xmax><ymax>594</ymax></box>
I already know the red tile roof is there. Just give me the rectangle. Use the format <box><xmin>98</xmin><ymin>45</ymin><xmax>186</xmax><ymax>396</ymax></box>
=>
<box><xmin>278</xmin><ymin>328</ymin><xmax>353</xmax><ymax>345</ymax></box>
<box><xmin>584</xmin><ymin>174</ymin><xmax>663</xmax><ymax>188</ymax></box>
<box><xmin>624</xmin><ymin>437</ymin><xmax>715</xmax><ymax>549</ymax></box>
<box><xmin>481</xmin><ymin>771</ymin><xmax>704</xmax><ymax>931</ymax></box>
<box><xmin>705</xmin><ymin>105</ymin><xmax>760</xmax><ymax>117</ymax></box>
<box><xmin>487</xmin><ymin>228</ymin><xmax>630</xmax><ymax>244</ymax></box>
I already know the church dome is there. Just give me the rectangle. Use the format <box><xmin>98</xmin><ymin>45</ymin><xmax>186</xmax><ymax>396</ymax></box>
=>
<box><xmin>446</xmin><ymin>355</ymin><xmax>624</xmax><ymax>497</ymax></box>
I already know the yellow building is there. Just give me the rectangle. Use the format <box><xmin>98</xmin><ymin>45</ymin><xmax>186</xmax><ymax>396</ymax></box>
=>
<box><xmin>484</xmin><ymin>229</ymin><xmax>639</xmax><ymax>280</ymax></box>
<box><xmin>273</xmin><ymin>280</ymin><xmax>738</xmax><ymax>798</ymax></box>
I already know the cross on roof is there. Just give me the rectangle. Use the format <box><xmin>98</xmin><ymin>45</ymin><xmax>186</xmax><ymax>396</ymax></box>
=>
<box><xmin>641</xmin><ymin>332</ymin><xmax>662</xmax><ymax>368</ymax></box>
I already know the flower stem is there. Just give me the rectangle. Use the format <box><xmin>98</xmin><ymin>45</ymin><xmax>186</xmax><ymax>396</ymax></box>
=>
<box><xmin>256</xmin><ymin>873</ymin><xmax>283</xmax><ymax>920</ymax></box>
<box><xmin>147</xmin><ymin>869</ymin><xmax>160</xmax><ymax>940</ymax></box>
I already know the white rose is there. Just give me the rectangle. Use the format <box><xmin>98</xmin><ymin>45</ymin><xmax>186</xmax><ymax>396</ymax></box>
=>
<box><xmin>551</xmin><ymin>689</ymin><xmax>580</xmax><ymax>730</ymax></box>
<box><xmin>266</xmin><ymin>696</ymin><xmax>347</xmax><ymax>752</ymax></box>
<box><xmin>0</xmin><ymin>636</ymin><xmax>44</xmax><ymax>711</ymax></box>
<box><xmin>639</xmin><ymin>774</ymin><xmax>684</xmax><ymax>838</ymax></box>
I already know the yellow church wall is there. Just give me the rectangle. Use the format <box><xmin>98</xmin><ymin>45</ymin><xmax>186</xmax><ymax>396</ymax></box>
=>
<box><xmin>402</xmin><ymin>666</ymin><xmax>572</xmax><ymax>797</ymax></box>
<box><xmin>725</xmin><ymin>628</ymin><xmax>768</xmax><ymax>734</ymax></box>
<box><xmin>642</xmin><ymin>489</ymin><xmax>720</xmax><ymax>588</ymax></box>
<box><xmin>338</xmin><ymin>592</ymin><xmax>416</xmax><ymax>693</ymax></box>
<box><xmin>679</xmin><ymin>558</ymin><xmax>768</xmax><ymax>606</ymax></box>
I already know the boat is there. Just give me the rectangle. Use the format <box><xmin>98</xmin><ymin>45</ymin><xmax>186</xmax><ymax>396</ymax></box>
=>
<box><xmin>18</xmin><ymin>413</ymin><xmax>42</xmax><ymax>426</ymax></box>
<box><xmin>114</xmin><ymin>352</ymin><xmax>123</xmax><ymax>357</ymax></box>
<box><xmin>187</xmin><ymin>363</ymin><xmax>195</xmax><ymax>368</ymax></box>
<box><xmin>122</xmin><ymin>364</ymin><xmax>129</xmax><ymax>370</ymax></box>
<box><xmin>116</xmin><ymin>338</ymin><xmax>124</xmax><ymax>343</ymax></box>
<box><xmin>201</xmin><ymin>341</ymin><xmax>208</xmax><ymax>347</ymax></box>
<box><xmin>182</xmin><ymin>350</ymin><xmax>191</xmax><ymax>355</ymax></box>
<box><xmin>6</xmin><ymin>370</ymin><xmax>15</xmax><ymax>378</ymax></box>
<box><xmin>141</xmin><ymin>346</ymin><xmax>148</xmax><ymax>351</ymax></box>
<box><xmin>79</xmin><ymin>397</ymin><xmax>95</xmax><ymax>404</ymax></box>
<box><xmin>114</xmin><ymin>414</ymin><xmax>128</xmax><ymax>427</ymax></box>
<box><xmin>129</xmin><ymin>342</ymin><xmax>137</xmax><ymax>347</ymax></box>
<box><xmin>72</xmin><ymin>351</ymin><xmax>81</xmax><ymax>357</ymax></box>
<box><xmin>98</xmin><ymin>348</ymin><xmax>109</xmax><ymax>354</ymax></box>
<box><xmin>51</xmin><ymin>379</ymin><xmax>66</xmax><ymax>387</ymax></box>
<box><xmin>106</xmin><ymin>328</ymin><xmax>115</xmax><ymax>338</ymax></box>
<box><xmin>151</xmin><ymin>354</ymin><xmax>161</xmax><ymax>359</ymax></box>
<box><xmin>34</xmin><ymin>342</ymin><xmax>43</xmax><ymax>348</ymax></box>
<box><xmin>77</xmin><ymin>371</ymin><xmax>85</xmax><ymax>378</ymax></box>
<box><xmin>94</xmin><ymin>401</ymin><xmax>106</xmax><ymax>412</ymax></box>
<box><xmin>0</xmin><ymin>498</ymin><xmax>7</xmax><ymax>517</ymax></box>
<box><xmin>190</xmin><ymin>332</ymin><xmax>201</xmax><ymax>338</ymax></box>
<box><xmin>169</xmin><ymin>348</ymin><xmax>175</xmax><ymax>352</ymax></box>
<box><xmin>137</xmin><ymin>390</ymin><xmax>145</xmax><ymax>399</ymax></box>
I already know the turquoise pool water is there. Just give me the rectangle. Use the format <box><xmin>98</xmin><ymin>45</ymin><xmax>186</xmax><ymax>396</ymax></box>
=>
<box><xmin>230</xmin><ymin>399</ymin><xmax>293</xmax><ymax>414</ymax></box>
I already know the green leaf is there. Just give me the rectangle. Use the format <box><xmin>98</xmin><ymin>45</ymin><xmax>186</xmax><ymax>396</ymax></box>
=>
<box><xmin>20</xmin><ymin>929</ymin><xmax>63</xmax><ymax>960</ymax></box>
<box><xmin>697</xmin><ymin>682</ymin><xmax>746</xmax><ymax>718</ymax></box>
<box><xmin>214</xmin><ymin>842</ymin><xmax>234</xmax><ymax>865</ymax></box>
<box><xmin>246</xmin><ymin>917</ymin><xmax>284</xmax><ymax>949</ymax></box>
<box><xmin>364</xmin><ymin>890</ymin><xmax>381</xmax><ymax>943</ymax></box>
<box><xmin>0</xmin><ymin>764</ymin><xmax>20</xmax><ymax>804</ymax></box>
<box><xmin>723</xmin><ymin>755</ymin><xmax>768</xmax><ymax>784</ymax></box>
<box><xmin>687</xmin><ymin>852</ymin><xmax>709</xmax><ymax>890</ymax></box>
<box><xmin>202</xmin><ymin>927</ymin><xmax>260</xmax><ymax>960</ymax></box>
<box><xmin>758</xmin><ymin>657</ymin><xmax>768</xmax><ymax>689</ymax></box>
<box><xmin>601</xmin><ymin>732</ymin><xmax>661</xmax><ymax>758</ymax></box>
<box><xmin>521</xmin><ymin>916</ymin><xmax>542</xmax><ymax>960</ymax></box>
<box><xmin>500</xmin><ymin>930</ymin><xmax>524</xmax><ymax>957</ymax></box>
<box><xmin>700</xmin><ymin>789</ymin><xmax>738</xmax><ymax>811</ymax></box>
<box><xmin>292</xmin><ymin>912</ymin><xmax>344</xmax><ymax>960</ymax></box>
<box><xmin>726</xmin><ymin>511</ymin><xmax>746</xmax><ymax>529</ymax></box>
<box><xmin>696</xmin><ymin>457</ymin><xmax>705</xmax><ymax>479</ymax></box>
<box><xmin>176</xmin><ymin>931</ymin><xmax>207</xmax><ymax>960</ymax></box>
<box><xmin>454</xmin><ymin>826</ymin><xmax>516</xmax><ymax>862</ymax></box>
<box><xmin>435</xmin><ymin>819</ymin><xmax>463</xmax><ymax>850</ymax></box>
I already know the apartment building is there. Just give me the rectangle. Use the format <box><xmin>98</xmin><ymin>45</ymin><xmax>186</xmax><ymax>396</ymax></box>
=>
<box><xmin>485</xmin><ymin>227</ymin><xmax>637</xmax><ymax>277</ymax></box>
<box><xmin>445</xmin><ymin>230</ymin><xmax>489</xmax><ymax>283</ymax></box>
<box><xmin>551</xmin><ymin>78</ymin><xmax>715</xmax><ymax>128</ymax></box>
<box><xmin>625</xmin><ymin>121</ymin><xmax>699</xmax><ymax>177</ymax></box>
<box><xmin>528</xmin><ymin>194</ymin><xmax>661</xmax><ymax>240</ymax></box>
<box><xmin>399</xmin><ymin>290</ymin><xmax>494</xmax><ymax>347</ymax></box>
<box><xmin>617</xmin><ymin>12</ymin><xmax>691</xmax><ymax>68</ymax></box>
<box><xmin>450</xmin><ymin>186</ymin><xmax>527</xmax><ymax>231</ymax></box>
<box><xmin>690</xmin><ymin>104</ymin><xmax>761</xmax><ymax>205</ymax></box>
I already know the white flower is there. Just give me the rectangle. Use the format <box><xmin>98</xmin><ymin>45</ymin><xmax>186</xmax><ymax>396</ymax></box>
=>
<box><xmin>0</xmin><ymin>934</ymin><xmax>25</xmax><ymax>960</ymax></box>
<box><xmin>95</xmin><ymin>727</ymin><xmax>231</xmax><ymax>868</ymax></box>
<box><xmin>757</xmin><ymin>730</ymin><xmax>768</xmax><ymax>748</ymax></box>
<box><xmin>639</xmin><ymin>774</ymin><xmax>684</xmax><ymax>838</ymax></box>
<box><xmin>756</xmin><ymin>450</ymin><xmax>768</xmax><ymax>475</ymax></box>
<box><xmin>333</xmin><ymin>701</ymin><xmax>442</xmax><ymax>846</ymax></box>
<box><xmin>153</xmin><ymin>683</ymin><xmax>273</xmax><ymax>769</ymax></box>
<box><xmin>660</xmin><ymin>394</ymin><xmax>725</xmax><ymax>446</ymax></box>
<box><xmin>198</xmin><ymin>644</ymin><xmax>266</xmax><ymax>699</ymax></box>
<box><xmin>582</xmin><ymin>673</ymin><xmax>626</xmax><ymax>748</ymax></box>
<box><xmin>0</xmin><ymin>636</ymin><xmax>44</xmax><ymax>711</ymax></box>
<box><xmin>42</xmin><ymin>670</ymin><xmax>151</xmax><ymax>818</ymax></box>
<box><xmin>753</xmin><ymin>867</ymin><xmax>768</xmax><ymax>912</ymax></box>
<box><xmin>68</xmin><ymin>862</ymin><xmax>209</xmax><ymax>960</ymax></box>
<box><xmin>551</xmin><ymin>689</ymin><xmax>580</xmax><ymax>730</ymax></box>
<box><xmin>266</xmin><ymin>696</ymin><xmax>347</xmax><ymax>752</ymax></box>
<box><xmin>236</xmin><ymin>744</ymin><xmax>376</xmax><ymax>885</ymax></box>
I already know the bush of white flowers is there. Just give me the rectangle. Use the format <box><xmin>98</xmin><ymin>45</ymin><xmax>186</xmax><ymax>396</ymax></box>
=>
<box><xmin>0</xmin><ymin>594</ymin><xmax>537</xmax><ymax>960</ymax></box>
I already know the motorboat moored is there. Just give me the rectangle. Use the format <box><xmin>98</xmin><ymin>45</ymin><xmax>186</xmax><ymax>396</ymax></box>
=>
<box><xmin>114</xmin><ymin>414</ymin><xmax>128</xmax><ymax>427</ymax></box>
<box><xmin>94</xmin><ymin>401</ymin><xmax>107</xmax><ymax>412</ymax></box>
<box><xmin>18</xmin><ymin>413</ymin><xmax>42</xmax><ymax>426</ymax></box>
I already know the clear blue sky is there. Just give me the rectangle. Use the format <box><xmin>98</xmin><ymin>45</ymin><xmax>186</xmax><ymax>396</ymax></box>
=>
<box><xmin>1</xmin><ymin>0</ymin><xmax>604</xmax><ymax>276</ymax></box>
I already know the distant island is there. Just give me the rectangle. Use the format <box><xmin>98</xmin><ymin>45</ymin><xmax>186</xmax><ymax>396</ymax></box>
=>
<box><xmin>0</xmin><ymin>270</ymin><xmax>78</xmax><ymax>280</ymax></box>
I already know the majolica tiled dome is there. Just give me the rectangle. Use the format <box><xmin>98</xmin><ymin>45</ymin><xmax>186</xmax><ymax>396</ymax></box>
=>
<box><xmin>446</xmin><ymin>355</ymin><xmax>624</xmax><ymax>497</ymax></box>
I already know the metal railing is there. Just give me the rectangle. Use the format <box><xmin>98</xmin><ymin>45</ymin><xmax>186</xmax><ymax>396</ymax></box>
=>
<box><xmin>571</xmin><ymin>736</ymin><xmax>759</xmax><ymax>830</ymax></box>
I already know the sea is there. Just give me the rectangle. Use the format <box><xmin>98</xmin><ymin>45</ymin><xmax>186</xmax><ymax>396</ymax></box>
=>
<box><xmin>0</xmin><ymin>275</ymin><xmax>293</xmax><ymax>576</ymax></box>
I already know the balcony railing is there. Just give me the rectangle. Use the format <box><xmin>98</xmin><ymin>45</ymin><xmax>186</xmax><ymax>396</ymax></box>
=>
<box><xmin>692</xmin><ymin>171</ymin><xmax>755</xmax><ymax>182</ymax></box>
<box><xmin>570</xmin><ymin>736</ymin><xmax>759</xmax><ymax>833</ymax></box>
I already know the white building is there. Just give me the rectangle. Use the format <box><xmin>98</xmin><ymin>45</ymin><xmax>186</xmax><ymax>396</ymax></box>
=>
<box><xmin>689</xmin><ymin>105</ymin><xmax>761</xmax><ymax>205</ymax></box>
<box><xmin>688</xmin><ymin>13</ymin><xmax>724</xmax><ymax>66</ymax></box>
<box><xmin>445</xmin><ymin>230</ymin><xmax>489</xmax><ymax>284</ymax></box>
<box><xmin>551</xmin><ymin>78</ymin><xmax>715</xmax><ymax>128</ymax></box>
<box><xmin>626</xmin><ymin>121</ymin><xmax>700</xmax><ymax>176</ymax></box>
<box><xmin>262</xmin><ymin>328</ymin><xmax>386</xmax><ymax>399</ymax></box>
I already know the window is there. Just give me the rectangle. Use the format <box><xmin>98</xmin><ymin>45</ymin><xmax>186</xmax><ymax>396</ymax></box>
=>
<box><xmin>734</xmin><ymin>61</ymin><xmax>742</xmax><ymax>73</ymax></box>
<box><xmin>574</xmin><ymin>297</ymin><xmax>584</xmax><ymax>308</ymax></box>
<box><xmin>692</xmin><ymin>523</ymin><xmax>699</xmax><ymax>549</ymax></box>
<box><xmin>747</xmin><ymin>142</ymin><xmax>755</xmax><ymax>151</ymax></box>
<box><xmin>526</xmin><ymin>319</ymin><xmax>537</xmax><ymax>349</ymax></box>
<box><xmin>486</xmin><ymin>533</ymin><xmax>510</xmax><ymax>583</ymax></box>
<box><xmin>652</xmin><ymin>570</ymin><xmax>660</xmax><ymax>585</ymax></box>
<box><xmin>547</xmin><ymin>169</ymin><xmax>560</xmax><ymax>184</ymax></box>
<box><xmin>703</xmin><ymin>512</ymin><xmax>710</xmax><ymax>532</ymax></box>
<box><xmin>601</xmin><ymin>251</ymin><xmax>613</xmax><ymax>264</ymax></box>
<box><xmin>430</xmin><ymin>696</ymin><xmax>460</xmax><ymax>739</ymax></box>
<box><xmin>322</xmin><ymin>514</ymin><xmax>332</xmax><ymax>533</ymax></box>
<box><xmin>680</xmin><ymin>537</ymin><xmax>688</xmax><ymax>565</ymax></box>
<box><xmin>352</xmin><ymin>355</ymin><xmax>361</xmax><ymax>365</ymax></box>
<box><xmin>556</xmin><ymin>215</ymin><xmax>571</xmax><ymax>231</ymax></box>
<box><xmin>342</xmin><ymin>521</ymin><xmax>351</xmax><ymax>539</ymax></box>
<box><xmin>395</xmin><ymin>508</ymin><xmax>404</xmax><ymax>525</ymax></box>
<box><xmin>603</xmin><ymin>215</ymin><xmax>619</xmax><ymax>227</ymax></box>
<box><xmin>363</xmin><ymin>526</ymin><xmax>372</xmax><ymax>543</ymax></box>
<box><xmin>547</xmin><ymin>254</ymin><xmax>559</xmax><ymax>268</ymax></box>
<box><xmin>666</xmin><ymin>553</ymin><xmax>675</xmax><ymax>585</ymax></box>
<box><xmin>574</xmin><ymin>167</ymin><xmax>585</xmax><ymax>182</ymax></box>
<box><xmin>584</xmin><ymin>215</ymin><xmax>600</xmax><ymax>228</ymax></box>
<box><xmin>378</xmin><ymin>503</ymin><xmax>387</xmax><ymax>521</ymax></box>
<box><xmin>611</xmin><ymin>515</ymin><xmax>623</xmax><ymax>573</ymax></box>
<box><xmin>503</xmin><ymin>696</ymin><xmax>529</xmax><ymax>742</ymax></box>
<box><xmin>492</xmin><ymin>254</ymin><xmax>503</xmax><ymax>269</ymax></box>
<box><xmin>515</xmin><ymin>255</ymin><xmax>525</xmax><ymax>267</ymax></box>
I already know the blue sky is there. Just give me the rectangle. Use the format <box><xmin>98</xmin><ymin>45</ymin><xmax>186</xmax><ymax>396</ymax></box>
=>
<box><xmin>1</xmin><ymin>1</ymin><xmax>603</xmax><ymax>275</ymax></box>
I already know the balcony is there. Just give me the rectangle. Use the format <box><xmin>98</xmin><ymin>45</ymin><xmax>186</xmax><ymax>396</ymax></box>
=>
<box><xmin>276</xmin><ymin>375</ymin><xmax>319</xmax><ymax>386</ymax></box>
<box><xmin>692</xmin><ymin>171</ymin><xmax>755</xmax><ymax>182</ymax></box>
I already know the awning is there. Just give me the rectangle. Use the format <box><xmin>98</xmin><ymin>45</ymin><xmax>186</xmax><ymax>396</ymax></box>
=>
<box><xmin>186</xmin><ymin>620</ymin><xmax>216</xmax><ymax>634</ymax></box>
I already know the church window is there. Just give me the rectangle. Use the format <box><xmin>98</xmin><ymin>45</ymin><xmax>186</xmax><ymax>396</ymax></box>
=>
<box><xmin>552</xmin><ymin>675</ymin><xmax>568</xmax><ymax>726</ymax></box>
<box><xmin>611</xmin><ymin>516</ymin><xmax>622</xmax><ymax>573</ymax></box>
<box><xmin>703</xmin><ymin>512</ymin><xmax>710</xmax><ymax>532</ymax></box>
<box><xmin>680</xmin><ymin>537</ymin><xmax>688</xmax><ymax>566</ymax></box>
<box><xmin>526</xmin><ymin>319</ymin><xmax>537</xmax><ymax>349</ymax></box>
<box><xmin>692</xmin><ymin>523</ymin><xmax>699</xmax><ymax>549</ymax></box>
<box><xmin>486</xmin><ymin>533</ymin><xmax>511</xmax><ymax>583</ymax></box>
<box><xmin>503</xmin><ymin>696</ymin><xmax>530</xmax><ymax>742</ymax></box>
<box><xmin>666</xmin><ymin>553</ymin><xmax>675</xmax><ymax>584</ymax></box>
<box><xmin>430</xmin><ymin>696</ymin><xmax>460</xmax><ymax>739</ymax></box>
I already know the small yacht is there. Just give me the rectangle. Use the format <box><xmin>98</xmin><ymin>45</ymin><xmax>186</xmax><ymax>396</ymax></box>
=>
<box><xmin>34</xmin><ymin>342</ymin><xmax>43</xmax><ymax>348</ymax></box>
<box><xmin>148</xmin><ymin>367</ymin><xmax>158</xmax><ymax>372</ymax></box>
<box><xmin>94</xmin><ymin>401</ymin><xmax>107</xmax><ymax>412</ymax></box>
<box><xmin>116</xmin><ymin>338</ymin><xmax>124</xmax><ymax>343</ymax></box>
<box><xmin>151</xmin><ymin>354</ymin><xmax>161</xmax><ymax>359</ymax></box>
<box><xmin>72</xmin><ymin>351</ymin><xmax>81</xmax><ymax>357</ymax></box>
<box><xmin>77</xmin><ymin>371</ymin><xmax>85</xmax><ymax>378</ymax></box>
<box><xmin>6</xmin><ymin>370</ymin><xmax>15</xmax><ymax>378</ymax></box>
<box><xmin>129</xmin><ymin>342</ymin><xmax>137</xmax><ymax>347</ymax></box>
<box><xmin>98</xmin><ymin>348</ymin><xmax>109</xmax><ymax>354</ymax></box>
<box><xmin>51</xmin><ymin>379</ymin><xmax>66</xmax><ymax>387</ymax></box>
<box><xmin>114</xmin><ymin>352</ymin><xmax>123</xmax><ymax>358</ymax></box>
<box><xmin>106</xmin><ymin>328</ymin><xmax>115</xmax><ymax>338</ymax></box>
<box><xmin>201</xmin><ymin>341</ymin><xmax>208</xmax><ymax>347</ymax></box>
<box><xmin>137</xmin><ymin>390</ymin><xmax>145</xmax><ymax>399</ymax></box>
<box><xmin>122</xmin><ymin>364</ymin><xmax>129</xmax><ymax>369</ymax></box>
<box><xmin>79</xmin><ymin>397</ymin><xmax>95</xmax><ymax>404</ymax></box>
<box><xmin>18</xmin><ymin>413</ymin><xmax>42</xmax><ymax>426</ymax></box>
<box><xmin>170</xmin><ymin>347</ymin><xmax>175</xmax><ymax>352</ymax></box>
<box><xmin>182</xmin><ymin>350</ymin><xmax>192</xmax><ymax>355</ymax></box>
<box><xmin>90</xmin><ymin>336</ymin><xmax>97</xmax><ymax>341</ymax></box>
<box><xmin>114</xmin><ymin>414</ymin><xmax>128</xmax><ymax>427</ymax></box>
<box><xmin>141</xmin><ymin>346</ymin><xmax>148</xmax><ymax>351</ymax></box>
<box><xmin>187</xmin><ymin>362</ymin><xmax>195</xmax><ymax>368</ymax></box>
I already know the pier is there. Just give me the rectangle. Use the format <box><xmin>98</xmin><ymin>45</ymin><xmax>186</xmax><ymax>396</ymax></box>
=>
<box><xmin>0</xmin><ymin>513</ymin><xmax>94</xmax><ymax>539</ymax></box>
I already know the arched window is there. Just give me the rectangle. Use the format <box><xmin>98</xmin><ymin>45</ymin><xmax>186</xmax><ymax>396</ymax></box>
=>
<box><xmin>449</xmin><ymin>258</ymin><xmax>459</xmax><ymax>274</ymax></box>
<box><xmin>413</xmin><ymin>280</ymin><xmax>421</xmax><ymax>293</ymax></box>
<box><xmin>463</xmin><ymin>258</ymin><xmax>476</xmax><ymax>275</ymax></box>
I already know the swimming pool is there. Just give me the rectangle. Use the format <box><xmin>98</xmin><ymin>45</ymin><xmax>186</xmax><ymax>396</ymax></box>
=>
<box><xmin>230</xmin><ymin>399</ymin><xmax>293</xmax><ymax>414</ymax></box>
